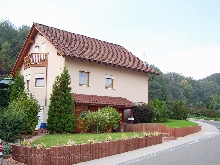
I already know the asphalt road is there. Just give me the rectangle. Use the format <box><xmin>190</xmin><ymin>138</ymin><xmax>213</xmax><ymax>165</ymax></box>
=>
<box><xmin>125</xmin><ymin>120</ymin><xmax>220</xmax><ymax>165</ymax></box>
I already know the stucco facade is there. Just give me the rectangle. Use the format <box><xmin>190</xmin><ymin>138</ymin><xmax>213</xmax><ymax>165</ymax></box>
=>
<box><xmin>13</xmin><ymin>23</ymin><xmax>158</xmax><ymax>130</ymax></box>
<box><xmin>65</xmin><ymin>57</ymin><xmax>149</xmax><ymax>103</ymax></box>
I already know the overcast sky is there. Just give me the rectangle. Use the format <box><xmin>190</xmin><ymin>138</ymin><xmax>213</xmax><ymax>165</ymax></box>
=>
<box><xmin>1</xmin><ymin>0</ymin><xmax>220</xmax><ymax>80</ymax></box>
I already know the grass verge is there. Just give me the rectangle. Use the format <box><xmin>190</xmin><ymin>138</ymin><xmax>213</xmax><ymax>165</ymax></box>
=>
<box><xmin>162</xmin><ymin>119</ymin><xmax>199</xmax><ymax>128</ymax></box>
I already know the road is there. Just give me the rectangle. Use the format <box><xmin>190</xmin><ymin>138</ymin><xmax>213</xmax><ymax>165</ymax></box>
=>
<box><xmin>124</xmin><ymin>120</ymin><xmax>220</xmax><ymax>165</ymax></box>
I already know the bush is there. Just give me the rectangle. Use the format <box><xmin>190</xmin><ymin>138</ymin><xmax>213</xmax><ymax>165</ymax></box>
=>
<box><xmin>149</xmin><ymin>99</ymin><xmax>170</xmax><ymax>123</ymax></box>
<box><xmin>169</xmin><ymin>100</ymin><xmax>189</xmax><ymax>120</ymax></box>
<box><xmin>7</xmin><ymin>93</ymin><xmax>40</xmax><ymax>135</ymax></box>
<box><xmin>84</xmin><ymin>107</ymin><xmax>121</xmax><ymax>133</ymax></box>
<box><xmin>189</xmin><ymin>107</ymin><xmax>220</xmax><ymax>118</ymax></box>
<box><xmin>0</xmin><ymin>108</ymin><xmax>26</xmax><ymax>142</ymax></box>
<box><xmin>0</xmin><ymin>88</ymin><xmax>10</xmax><ymax>108</ymax></box>
<box><xmin>99</xmin><ymin>106</ymin><xmax>121</xmax><ymax>131</ymax></box>
<box><xmin>2</xmin><ymin>141</ymin><xmax>13</xmax><ymax>155</ymax></box>
<box><xmin>133</xmin><ymin>104</ymin><xmax>153</xmax><ymax>123</ymax></box>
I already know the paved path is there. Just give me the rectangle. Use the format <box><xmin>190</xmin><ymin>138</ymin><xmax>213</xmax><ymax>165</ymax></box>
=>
<box><xmin>78</xmin><ymin>119</ymin><xmax>220</xmax><ymax>165</ymax></box>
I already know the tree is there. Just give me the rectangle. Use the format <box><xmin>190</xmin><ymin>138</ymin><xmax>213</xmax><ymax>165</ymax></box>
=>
<box><xmin>10</xmin><ymin>73</ymin><xmax>25</xmax><ymax>102</ymax></box>
<box><xmin>0</xmin><ymin>41</ymin><xmax>13</xmax><ymax>76</ymax></box>
<box><xmin>47</xmin><ymin>66</ymin><xmax>75</xmax><ymax>133</ymax></box>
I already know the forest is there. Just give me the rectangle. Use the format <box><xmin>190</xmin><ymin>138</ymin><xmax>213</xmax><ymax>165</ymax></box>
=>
<box><xmin>0</xmin><ymin>20</ymin><xmax>219</xmax><ymax>110</ymax></box>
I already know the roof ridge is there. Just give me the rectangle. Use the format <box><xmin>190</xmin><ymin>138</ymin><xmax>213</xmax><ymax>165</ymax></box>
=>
<box><xmin>34</xmin><ymin>22</ymin><xmax>128</xmax><ymax>50</ymax></box>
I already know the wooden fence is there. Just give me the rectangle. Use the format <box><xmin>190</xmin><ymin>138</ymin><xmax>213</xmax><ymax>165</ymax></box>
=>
<box><xmin>12</xmin><ymin>135</ymin><xmax>162</xmax><ymax>165</ymax></box>
<box><xmin>123</xmin><ymin>123</ymin><xmax>201</xmax><ymax>137</ymax></box>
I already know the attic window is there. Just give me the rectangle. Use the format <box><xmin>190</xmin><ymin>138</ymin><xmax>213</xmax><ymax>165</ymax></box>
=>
<box><xmin>79</xmin><ymin>71</ymin><xmax>89</xmax><ymax>86</ymax></box>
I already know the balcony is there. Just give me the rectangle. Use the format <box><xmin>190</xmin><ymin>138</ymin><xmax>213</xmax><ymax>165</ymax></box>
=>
<box><xmin>24</xmin><ymin>53</ymin><xmax>48</xmax><ymax>69</ymax></box>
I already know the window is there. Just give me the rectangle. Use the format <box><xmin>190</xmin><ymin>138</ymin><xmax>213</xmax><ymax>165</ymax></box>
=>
<box><xmin>79</xmin><ymin>71</ymin><xmax>89</xmax><ymax>86</ymax></box>
<box><xmin>35</xmin><ymin>73</ymin><xmax>44</xmax><ymax>87</ymax></box>
<box><xmin>105</xmin><ymin>75</ymin><xmax>114</xmax><ymax>89</ymax></box>
<box><xmin>26</xmin><ymin>80</ymin><xmax>30</xmax><ymax>89</ymax></box>
<box><xmin>26</xmin><ymin>74</ymin><xmax>30</xmax><ymax>89</ymax></box>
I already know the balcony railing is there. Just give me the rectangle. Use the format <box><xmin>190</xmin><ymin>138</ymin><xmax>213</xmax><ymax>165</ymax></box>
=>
<box><xmin>24</xmin><ymin>53</ymin><xmax>48</xmax><ymax>69</ymax></box>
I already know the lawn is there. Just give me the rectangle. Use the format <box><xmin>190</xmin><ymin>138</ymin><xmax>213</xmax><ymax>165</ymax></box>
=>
<box><xmin>31</xmin><ymin>132</ymin><xmax>146</xmax><ymax>148</ymax></box>
<box><xmin>162</xmin><ymin>119</ymin><xmax>199</xmax><ymax>128</ymax></box>
<box><xmin>31</xmin><ymin>119</ymin><xmax>198</xmax><ymax>148</ymax></box>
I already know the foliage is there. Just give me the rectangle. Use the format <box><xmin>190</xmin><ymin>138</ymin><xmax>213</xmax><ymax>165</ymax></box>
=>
<box><xmin>84</xmin><ymin>110</ymin><xmax>105</xmax><ymax>133</ymax></box>
<box><xmin>2</xmin><ymin>141</ymin><xmax>13</xmax><ymax>155</ymax></box>
<box><xmin>0</xmin><ymin>20</ymin><xmax>30</xmax><ymax>77</ymax></box>
<box><xmin>149</xmin><ymin>65</ymin><xmax>220</xmax><ymax>108</ymax></box>
<box><xmin>133</xmin><ymin>104</ymin><xmax>153</xmax><ymax>123</ymax></box>
<box><xmin>84</xmin><ymin>107</ymin><xmax>121</xmax><ymax>133</ymax></box>
<box><xmin>149</xmin><ymin>99</ymin><xmax>170</xmax><ymax>123</ymax></box>
<box><xmin>169</xmin><ymin>100</ymin><xmax>189</xmax><ymax>120</ymax></box>
<box><xmin>0</xmin><ymin>107</ymin><xmax>26</xmax><ymax>142</ymax></box>
<box><xmin>0</xmin><ymin>88</ymin><xmax>10</xmax><ymax>108</ymax></box>
<box><xmin>7</xmin><ymin>92</ymin><xmax>40</xmax><ymax>135</ymax></box>
<box><xmin>149</xmin><ymin>65</ymin><xmax>172</xmax><ymax>102</ymax></box>
<box><xmin>189</xmin><ymin>108</ymin><xmax>220</xmax><ymax>119</ymax></box>
<box><xmin>99</xmin><ymin>106</ymin><xmax>121</xmax><ymax>130</ymax></box>
<box><xmin>47</xmin><ymin>66</ymin><xmax>75</xmax><ymax>133</ymax></box>
<box><xmin>10</xmin><ymin>73</ymin><xmax>25</xmax><ymax>102</ymax></box>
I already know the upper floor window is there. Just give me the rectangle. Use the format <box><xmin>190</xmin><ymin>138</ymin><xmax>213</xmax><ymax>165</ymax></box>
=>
<box><xmin>35</xmin><ymin>73</ymin><xmax>44</xmax><ymax>87</ymax></box>
<box><xmin>79</xmin><ymin>71</ymin><xmax>89</xmax><ymax>86</ymax></box>
<box><xmin>105</xmin><ymin>74</ymin><xmax>114</xmax><ymax>89</ymax></box>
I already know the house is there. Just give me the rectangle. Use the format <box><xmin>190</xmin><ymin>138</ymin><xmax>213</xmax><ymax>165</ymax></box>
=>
<box><xmin>12</xmin><ymin>23</ymin><xmax>158</xmax><ymax>132</ymax></box>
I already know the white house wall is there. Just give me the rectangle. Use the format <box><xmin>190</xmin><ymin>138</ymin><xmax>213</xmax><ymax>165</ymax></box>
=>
<box><xmin>65</xmin><ymin>57</ymin><xmax>149</xmax><ymax>103</ymax></box>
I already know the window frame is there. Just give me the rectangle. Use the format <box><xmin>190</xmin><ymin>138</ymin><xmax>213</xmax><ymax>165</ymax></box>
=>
<box><xmin>79</xmin><ymin>71</ymin><xmax>90</xmax><ymax>87</ymax></box>
<box><xmin>105</xmin><ymin>74</ymin><xmax>114</xmax><ymax>89</ymax></box>
<box><xmin>35</xmin><ymin>77</ymin><xmax>44</xmax><ymax>87</ymax></box>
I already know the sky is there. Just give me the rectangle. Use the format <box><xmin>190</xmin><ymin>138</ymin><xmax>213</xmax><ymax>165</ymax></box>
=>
<box><xmin>1</xmin><ymin>0</ymin><xmax>220</xmax><ymax>80</ymax></box>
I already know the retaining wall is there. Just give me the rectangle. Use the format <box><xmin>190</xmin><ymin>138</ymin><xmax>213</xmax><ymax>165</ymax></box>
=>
<box><xmin>12</xmin><ymin>135</ymin><xmax>162</xmax><ymax>165</ymax></box>
<box><xmin>123</xmin><ymin>123</ymin><xmax>201</xmax><ymax>137</ymax></box>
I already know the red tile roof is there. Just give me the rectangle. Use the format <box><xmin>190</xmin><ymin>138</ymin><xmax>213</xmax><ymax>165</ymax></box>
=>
<box><xmin>32</xmin><ymin>23</ymin><xmax>158</xmax><ymax>75</ymax></box>
<box><xmin>72</xmin><ymin>93</ymin><xmax>136</xmax><ymax>108</ymax></box>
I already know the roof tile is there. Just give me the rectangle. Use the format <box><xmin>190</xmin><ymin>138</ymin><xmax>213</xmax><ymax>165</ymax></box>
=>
<box><xmin>34</xmin><ymin>23</ymin><xmax>158</xmax><ymax>75</ymax></box>
<box><xmin>72</xmin><ymin>93</ymin><xmax>136</xmax><ymax>108</ymax></box>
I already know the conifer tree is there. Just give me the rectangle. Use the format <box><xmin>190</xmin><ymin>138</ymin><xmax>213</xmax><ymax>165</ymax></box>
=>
<box><xmin>47</xmin><ymin>66</ymin><xmax>75</xmax><ymax>133</ymax></box>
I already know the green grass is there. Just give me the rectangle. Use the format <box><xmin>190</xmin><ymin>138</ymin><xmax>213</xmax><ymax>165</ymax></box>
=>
<box><xmin>31</xmin><ymin>132</ymin><xmax>145</xmax><ymax>148</ymax></box>
<box><xmin>31</xmin><ymin>119</ymin><xmax>199</xmax><ymax>148</ymax></box>
<box><xmin>162</xmin><ymin>119</ymin><xmax>199</xmax><ymax>128</ymax></box>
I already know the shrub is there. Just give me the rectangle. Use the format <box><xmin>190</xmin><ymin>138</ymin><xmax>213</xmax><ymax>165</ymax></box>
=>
<box><xmin>0</xmin><ymin>88</ymin><xmax>10</xmax><ymax>108</ymax></box>
<box><xmin>99</xmin><ymin>106</ymin><xmax>121</xmax><ymax>131</ymax></box>
<box><xmin>7</xmin><ymin>93</ymin><xmax>40</xmax><ymax>135</ymax></box>
<box><xmin>84</xmin><ymin>110</ymin><xmax>105</xmax><ymax>133</ymax></box>
<box><xmin>133</xmin><ymin>104</ymin><xmax>153</xmax><ymax>123</ymax></box>
<box><xmin>189</xmin><ymin>107</ymin><xmax>220</xmax><ymax>118</ymax></box>
<box><xmin>149</xmin><ymin>99</ymin><xmax>170</xmax><ymax>123</ymax></box>
<box><xmin>84</xmin><ymin>107</ymin><xmax>121</xmax><ymax>133</ymax></box>
<box><xmin>0</xmin><ymin>108</ymin><xmax>26</xmax><ymax>142</ymax></box>
<box><xmin>2</xmin><ymin>141</ymin><xmax>13</xmax><ymax>155</ymax></box>
<box><xmin>169</xmin><ymin>100</ymin><xmax>189</xmax><ymax>120</ymax></box>
<box><xmin>47</xmin><ymin>66</ymin><xmax>75</xmax><ymax>133</ymax></box>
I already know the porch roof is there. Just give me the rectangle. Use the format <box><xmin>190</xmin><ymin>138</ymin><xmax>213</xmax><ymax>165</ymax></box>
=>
<box><xmin>72</xmin><ymin>93</ymin><xmax>136</xmax><ymax>108</ymax></box>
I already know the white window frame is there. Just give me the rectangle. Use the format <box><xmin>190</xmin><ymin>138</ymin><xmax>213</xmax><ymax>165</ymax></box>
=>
<box><xmin>79</xmin><ymin>71</ymin><xmax>90</xmax><ymax>86</ymax></box>
<box><xmin>105</xmin><ymin>74</ymin><xmax>114</xmax><ymax>89</ymax></box>
<box><xmin>35</xmin><ymin>73</ymin><xmax>44</xmax><ymax>87</ymax></box>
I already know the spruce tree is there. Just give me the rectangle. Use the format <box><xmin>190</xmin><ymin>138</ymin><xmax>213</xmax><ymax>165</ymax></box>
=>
<box><xmin>47</xmin><ymin>66</ymin><xmax>75</xmax><ymax>133</ymax></box>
